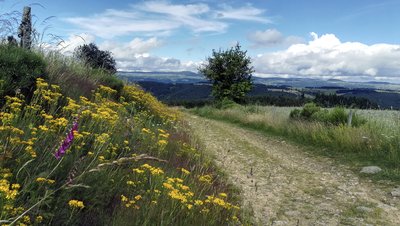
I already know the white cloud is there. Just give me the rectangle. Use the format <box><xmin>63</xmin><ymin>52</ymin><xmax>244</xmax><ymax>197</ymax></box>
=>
<box><xmin>49</xmin><ymin>33</ymin><xmax>95</xmax><ymax>55</ymax></box>
<box><xmin>93</xmin><ymin>37</ymin><xmax>199</xmax><ymax>71</ymax></box>
<box><xmin>100</xmin><ymin>37</ymin><xmax>163</xmax><ymax>61</ymax></box>
<box><xmin>64</xmin><ymin>1</ymin><xmax>269</xmax><ymax>38</ymax></box>
<box><xmin>215</xmin><ymin>4</ymin><xmax>271</xmax><ymax>23</ymax></box>
<box><xmin>253</xmin><ymin>33</ymin><xmax>400</xmax><ymax>81</ymax></box>
<box><xmin>65</xmin><ymin>15</ymin><xmax>180</xmax><ymax>39</ymax></box>
<box><xmin>138</xmin><ymin>1</ymin><xmax>227</xmax><ymax>33</ymax></box>
<box><xmin>248</xmin><ymin>29</ymin><xmax>304</xmax><ymax>47</ymax></box>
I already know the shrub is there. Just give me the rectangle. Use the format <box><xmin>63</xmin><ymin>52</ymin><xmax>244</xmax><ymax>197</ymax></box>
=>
<box><xmin>289</xmin><ymin>108</ymin><xmax>301</xmax><ymax>119</ymax></box>
<box><xmin>290</xmin><ymin>103</ymin><xmax>366</xmax><ymax>127</ymax></box>
<box><xmin>300</xmin><ymin>102</ymin><xmax>320</xmax><ymax>118</ymax></box>
<box><xmin>214</xmin><ymin>98</ymin><xmax>239</xmax><ymax>109</ymax></box>
<box><xmin>0</xmin><ymin>44</ymin><xmax>46</xmax><ymax>100</ymax></box>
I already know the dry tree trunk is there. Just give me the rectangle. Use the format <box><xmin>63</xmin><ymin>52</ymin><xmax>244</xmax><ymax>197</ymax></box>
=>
<box><xmin>18</xmin><ymin>6</ymin><xmax>32</xmax><ymax>49</ymax></box>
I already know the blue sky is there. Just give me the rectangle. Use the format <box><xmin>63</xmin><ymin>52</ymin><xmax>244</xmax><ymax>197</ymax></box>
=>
<box><xmin>2</xmin><ymin>0</ymin><xmax>400</xmax><ymax>82</ymax></box>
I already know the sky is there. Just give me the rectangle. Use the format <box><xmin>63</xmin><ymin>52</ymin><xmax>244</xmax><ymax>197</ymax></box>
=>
<box><xmin>1</xmin><ymin>0</ymin><xmax>400</xmax><ymax>82</ymax></box>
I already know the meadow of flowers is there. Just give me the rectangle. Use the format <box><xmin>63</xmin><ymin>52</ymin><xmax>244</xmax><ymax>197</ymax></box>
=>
<box><xmin>0</xmin><ymin>78</ymin><xmax>248</xmax><ymax>225</ymax></box>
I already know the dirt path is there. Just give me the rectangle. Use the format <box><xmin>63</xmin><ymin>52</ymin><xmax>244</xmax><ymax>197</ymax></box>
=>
<box><xmin>186</xmin><ymin>114</ymin><xmax>400</xmax><ymax>225</ymax></box>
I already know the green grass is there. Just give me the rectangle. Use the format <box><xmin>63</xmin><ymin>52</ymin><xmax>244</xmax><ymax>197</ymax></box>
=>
<box><xmin>190</xmin><ymin>105</ymin><xmax>400</xmax><ymax>182</ymax></box>
<box><xmin>0</xmin><ymin>45</ymin><xmax>251</xmax><ymax>225</ymax></box>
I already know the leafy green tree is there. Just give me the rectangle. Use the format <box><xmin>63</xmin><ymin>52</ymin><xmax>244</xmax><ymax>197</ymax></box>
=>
<box><xmin>199</xmin><ymin>43</ymin><xmax>254</xmax><ymax>103</ymax></box>
<box><xmin>74</xmin><ymin>43</ymin><xmax>117</xmax><ymax>74</ymax></box>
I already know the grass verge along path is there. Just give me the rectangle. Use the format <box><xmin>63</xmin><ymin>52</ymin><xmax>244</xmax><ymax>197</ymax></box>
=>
<box><xmin>186</xmin><ymin>113</ymin><xmax>400</xmax><ymax>225</ymax></box>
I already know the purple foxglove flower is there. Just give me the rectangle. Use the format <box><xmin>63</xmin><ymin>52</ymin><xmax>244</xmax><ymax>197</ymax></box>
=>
<box><xmin>54</xmin><ymin>118</ymin><xmax>79</xmax><ymax>159</ymax></box>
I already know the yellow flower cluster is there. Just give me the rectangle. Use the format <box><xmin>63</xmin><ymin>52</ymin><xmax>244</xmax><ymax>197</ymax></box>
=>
<box><xmin>0</xmin><ymin>112</ymin><xmax>14</xmax><ymax>124</ymax></box>
<box><xmin>204</xmin><ymin>195</ymin><xmax>240</xmax><ymax>210</ymax></box>
<box><xmin>181</xmin><ymin>168</ymin><xmax>190</xmax><ymax>175</ymax></box>
<box><xmin>63</xmin><ymin>98</ymin><xmax>81</xmax><ymax>113</ymax></box>
<box><xmin>0</xmin><ymin>179</ymin><xmax>19</xmax><ymax>200</ymax></box>
<box><xmin>134</xmin><ymin>163</ymin><xmax>164</xmax><ymax>176</ymax></box>
<box><xmin>25</xmin><ymin>145</ymin><xmax>37</xmax><ymax>158</ymax></box>
<box><xmin>5</xmin><ymin>96</ymin><xmax>23</xmax><ymax>113</ymax></box>
<box><xmin>95</xmin><ymin>133</ymin><xmax>110</xmax><ymax>145</ymax></box>
<box><xmin>35</xmin><ymin>177</ymin><xmax>55</xmax><ymax>184</ymax></box>
<box><xmin>163</xmin><ymin>177</ymin><xmax>194</xmax><ymax>204</ymax></box>
<box><xmin>122</xmin><ymin>85</ymin><xmax>178</xmax><ymax>123</ymax></box>
<box><xmin>198</xmin><ymin>174</ymin><xmax>212</xmax><ymax>184</ymax></box>
<box><xmin>120</xmin><ymin>194</ymin><xmax>140</xmax><ymax>209</ymax></box>
<box><xmin>0</xmin><ymin>125</ymin><xmax>24</xmax><ymax>135</ymax></box>
<box><xmin>68</xmin><ymin>200</ymin><xmax>85</xmax><ymax>209</ymax></box>
<box><xmin>98</xmin><ymin>85</ymin><xmax>117</xmax><ymax>96</ymax></box>
<box><xmin>34</xmin><ymin>78</ymin><xmax>62</xmax><ymax>103</ymax></box>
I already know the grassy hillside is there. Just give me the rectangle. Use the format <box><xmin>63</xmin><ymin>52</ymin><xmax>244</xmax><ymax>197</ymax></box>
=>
<box><xmin>190</xmin><ymin>105</ymin><xmax>400</xmax><ymax>182</ymax></box>
<box><xmin>0</xmin><ymin>45</ymin><xmax>249</xmax><ymax>225</ymax></box>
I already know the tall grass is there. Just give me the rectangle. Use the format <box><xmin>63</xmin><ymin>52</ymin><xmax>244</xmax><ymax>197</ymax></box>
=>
<box><xmin>191</xmin><ymin>105</ymin><xmax>400</xmax><ymax>181</ymax></box>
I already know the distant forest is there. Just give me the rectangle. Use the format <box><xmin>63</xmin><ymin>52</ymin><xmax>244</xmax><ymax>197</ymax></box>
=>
<box><xmin>136</xmin><ymin>81</ymin><xmax>380</xmax><ymax>109</ymax></box>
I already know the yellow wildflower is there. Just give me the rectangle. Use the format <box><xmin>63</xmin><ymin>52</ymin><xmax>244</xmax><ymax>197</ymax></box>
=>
<box><xmin>181</xmin><ymin>168</ymin><xmax>190</xmax><ymax>175</ymax></box>
<box><xmin>158</xmin><ymin>140</ymin><xmax>168</xmax><ymax>146</ymax></box>
<box><xmin>36</xmin><ymin>178</ymin><xmax>55</xmax><ymax>184</ymax></box>
<box><xmin>194</xmin><ymin>200</ymin><xmax>204</xmax><ymax>206</ymax></box>
<box><xmin>68</xmin><ymin>200</ymin><xmax>85</xmax><ymax>209</ymax></box>
<box><xmin>134</xmin><ymin>195</ymin><xmax>142</xmax><ymax>201</ymax></box>
<box><xmin>133</xmin><ymin>168</ymin><xmax>144</xmax><ymax>174</ymax></box>
<box><xmin>141</xmin><ymin>164</ymin><xmax>152</xmax><ymax>169</ymax></box>
<box><xmin>11</xmin><ymin>184</ymin><xmax>20</xmax><ymax>189</ymax></box>
<box><xmin>219</xmin><ymin>193</ymin><xmax>228</xmax><ymax>198</ymax></box>
<box><xmin>150</xmin><ymin>167</ymin><xmax>164</xmax><ymax>175</ymax></box>
<box><xmin>41</xmin><ymin>113</ymin><xmax>53</xmax><ymax>120</ymax></box>
<box><xmin>141</xmin><ymin>128</ymin><xmax>151</xmax><ymax>134</ymax></box>
<box><xmin>157</xmin><ymin>129</ymin><xmax>166</xmax><ymax>133</ymax></box>
<box><xmin>35</xmin><ymin>215</ymin><xmax>43</xmax><ymax>223</ymax></box>
<box><xmin>38</xmin><ymin>125</ymin><xmax>49</xmax><ymax>132</ymax></box>
<box><xmin>199</xmin><ymin>175</ymin><xmax>212</xmax><ymax>184</ymax></box>
<box><xmin>162</xmin><ymin>182</ymin><xmax>173</xmax><ymax>190</ymax></box>
<box><xmin>121</xmin><ymin>195</ymin><xmax>128</xmax><ymax>202</ymax></box>
<box><xmin>95</xmin><ymin>133</ymin><xmax>110</xmax><ymax>144</ymax></box>
<box><xmin>35</xmin><ymin>177</ymin><xmax>46</xmax><ymax>183</ymax></box>
<box><xmin>22</xmin><ymin>215</ymin><xmax>30</xmax><ymax>224</ymax></box>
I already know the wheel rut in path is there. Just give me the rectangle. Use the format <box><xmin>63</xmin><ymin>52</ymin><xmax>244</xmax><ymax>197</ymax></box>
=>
<box><xmin>186</xmin><ymin>114</ymin><xmax>400</xmax><ymax>225</ymax></box>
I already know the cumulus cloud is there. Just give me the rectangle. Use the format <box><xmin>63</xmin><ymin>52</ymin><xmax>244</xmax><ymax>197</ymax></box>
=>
<box><xmin>100</xmin><ymin>37</ymin><xmax>163</xmax><ymax>61</ymax></box>
<box><xmin>248</xmin><ymin>29</ymin><xmax>303</xmax><ymax>47</ymax></box>
<box><xmin>64</xmin><ymin>1</ymin><xmax>269</xmax><ymax>38</ymax></box>
<box><xmin>253</xmin><ymin>33</ymin><xmax>400</xmax><ymax>81</ymax></box>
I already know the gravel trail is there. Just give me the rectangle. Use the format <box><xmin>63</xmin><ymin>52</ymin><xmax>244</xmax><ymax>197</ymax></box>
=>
<box><xmin>187</xmin><ymin>115</ymin><xmax>400</xmax><ymax>225</ymax></box>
